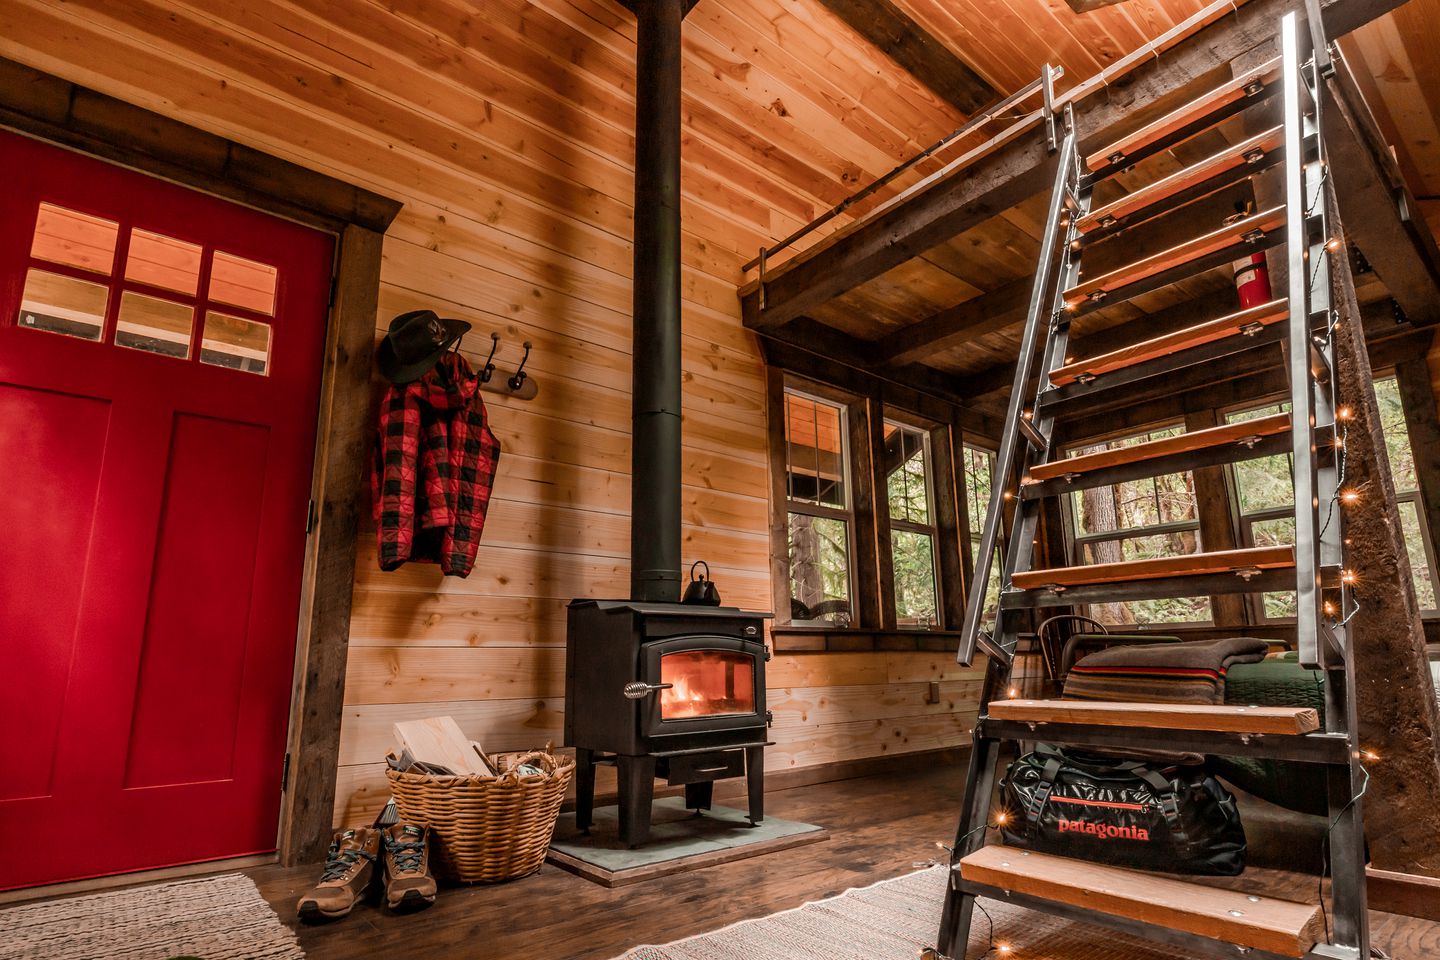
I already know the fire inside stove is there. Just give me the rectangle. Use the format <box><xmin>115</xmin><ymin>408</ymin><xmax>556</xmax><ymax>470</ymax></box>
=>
<box><xmin>659</xmin><ymin>649</ymin><xmax>757</xmax><ymax>720</ymax></box>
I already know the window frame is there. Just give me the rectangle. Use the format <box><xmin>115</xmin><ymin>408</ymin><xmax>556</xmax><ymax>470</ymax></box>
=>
<box><xmin>883</xmin><ymin>413</ymin><xmax>943</xmax><ymax>630</ymax></box>
<box><xmin>782</xmin><ymin>385</ymin><xmax>858</xmax><ymax>627</ymax></box>
<box><xmin>1057</xmin><ymin>418</ymin><xmax>1211</xmax><ymax>628</ymax></box>
<box><xmin>767</xmin><ymin>370</ymin><xmax>975</xmax><ymax>640</ymax></box>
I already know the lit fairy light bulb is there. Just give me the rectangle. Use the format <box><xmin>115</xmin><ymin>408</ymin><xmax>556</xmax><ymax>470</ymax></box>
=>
<box><xmin>1340</xmin><ymin>489</ymin><xmax>1360</xmax><ymax>505</ymax></box>
<box><xmin>1341</xmin><ymin>569</ymin><xmax>1357</xmax><ymax>585</ymax></box>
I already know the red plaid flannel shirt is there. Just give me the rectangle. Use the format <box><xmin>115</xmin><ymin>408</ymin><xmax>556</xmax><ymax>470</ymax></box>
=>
<box><xmin>373</xmin><ymin>352</ymin><xmax>501</xmax><ymax>577</ymax></box>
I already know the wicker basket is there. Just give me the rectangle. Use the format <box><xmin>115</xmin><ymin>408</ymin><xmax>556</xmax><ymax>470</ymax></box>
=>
<box><xmin>385</xmin><ymin>748</ymin><xmax>574</xmax><ymax>884</ymax></box>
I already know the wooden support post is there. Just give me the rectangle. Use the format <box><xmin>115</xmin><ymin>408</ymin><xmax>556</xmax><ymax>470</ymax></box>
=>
<box><xmin>1330</xmin><ymin>208</ymin><xmax>1440</xmax><ymax>876</ymax></box>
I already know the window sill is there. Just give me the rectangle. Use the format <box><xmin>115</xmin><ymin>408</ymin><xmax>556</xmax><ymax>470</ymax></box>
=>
<box><xmin>771</xmin><ymin>626</ymin><xmax>962</xmax><ymax>653</ymax></box>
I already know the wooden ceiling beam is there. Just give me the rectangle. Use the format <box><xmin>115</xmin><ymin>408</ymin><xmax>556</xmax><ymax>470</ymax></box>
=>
<box><xmin>1324</xmin><ymin>52</ymin><xmax>1440</xmax><ymax>326</ymax></box>
<box><xmin>874</xmin><ymin>276</ymin><xmax>1033</xmax><ymax>366</ymax></box>
<box><xmin>756</xmin><ymin>320</ymin><xmax>1005</xmax><ymax>437</ymax></box>
<box><xmin>813</xmin><ymin>0</ymin><xmax>998</xmax><ymax>114</ymax></box>
<box><xmin>739</xmin><ymin>0</ymin><xmax>1410</xmax><ymax>333</ymax></box>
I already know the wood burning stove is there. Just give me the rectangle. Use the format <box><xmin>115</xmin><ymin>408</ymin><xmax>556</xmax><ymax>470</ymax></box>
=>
<box><xmin>566</xmin><ymin>600</ymin><xmax>772</xmax><ymax>847</ymax></box>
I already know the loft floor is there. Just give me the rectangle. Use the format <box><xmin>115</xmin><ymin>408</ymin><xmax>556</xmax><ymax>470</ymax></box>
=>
<box><xmin>246</xmin><ymin>763</ymin><xmax>1440</xmax><ymax>960</ymax></box>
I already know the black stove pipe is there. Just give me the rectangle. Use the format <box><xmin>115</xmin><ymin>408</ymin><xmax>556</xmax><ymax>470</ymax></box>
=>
<box><xmin>629</xmin><ymin>0</ymin><xmax>686</xmax><ymax>603</ymax></box>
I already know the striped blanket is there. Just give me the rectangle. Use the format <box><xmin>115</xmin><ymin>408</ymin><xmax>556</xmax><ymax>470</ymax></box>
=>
<box><xmin>1063</xmin><ymin>637</ymin><xmax>1271</xmax><ymax>704</ymax></box>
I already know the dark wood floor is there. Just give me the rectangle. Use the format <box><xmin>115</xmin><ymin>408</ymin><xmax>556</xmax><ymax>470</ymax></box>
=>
<box><xmin>247</xmin><ymin>763</ymin><xmax>1440</xmax><ymax>959</ymax></box>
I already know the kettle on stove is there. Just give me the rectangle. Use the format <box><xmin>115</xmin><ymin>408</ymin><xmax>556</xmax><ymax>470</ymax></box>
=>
<box><xmin>682</xmin><ymin>560</ymin><xmax>722</xmax><ymax>606</ymax></box>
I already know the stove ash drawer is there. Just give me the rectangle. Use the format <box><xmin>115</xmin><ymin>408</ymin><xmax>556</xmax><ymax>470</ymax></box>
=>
<box><xmin>659</xmin><ymin>749</ymin><xmax>745</xmax><ymax>785</ymax></box>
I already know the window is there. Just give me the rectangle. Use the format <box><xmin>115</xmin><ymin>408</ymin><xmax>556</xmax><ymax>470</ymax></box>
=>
<box><xmin>17</xmin><ymin>200</ymin><xmax>278</xmax><ymax>375</ymax></box>
<box><xmin>783</xmin><ymin>389</ymin><xmax>853</xmax><ymax>626</ymax></box>
<box><xmin>770</xmin><ymin>376</ymin><xmax>977</xmax><ymax>642</ymax></box>
<box><xmin>885</xmin><ymin>421</ymin><xmax>939</xmax><ymax>628</ymax></box>
<box><xmin>963</xmin><ymin>443</ymin><xmax>1003</xmax><ymax>625</ymax></box>
<box><xmin>1226</xmin><ymin>400</ymin><xmax>1299</xmax><ymax>620</ymax></box>
<box><xmin>1064</xmin><ymin>424</ymin><xmax>1210</xmax><ymax>625</ymax></box>
<box><xmin>1374</xmin><ymin>376</ymin><xmax>1440</xmax><ymax>611</ymax></box>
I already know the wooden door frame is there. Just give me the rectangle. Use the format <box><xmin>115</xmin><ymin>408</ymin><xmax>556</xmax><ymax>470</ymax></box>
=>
<box><xmin>0</xmin><ymin>56</ymin><xmax>401</xmax><ymax>867</ymax></box>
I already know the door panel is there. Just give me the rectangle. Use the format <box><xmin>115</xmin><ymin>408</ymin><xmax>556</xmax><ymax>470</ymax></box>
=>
<box><xmin>0</xmin><ymin>383</ymin><xmax>111</xmax><ymax>803</ymax></box>
<box><xmin>0</xmin><ymin>130</ymin><xmax>335</xmax><ymax>889</ymax></box>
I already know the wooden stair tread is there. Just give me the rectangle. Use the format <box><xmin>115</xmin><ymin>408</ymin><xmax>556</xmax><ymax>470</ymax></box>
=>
<box><xmin>1049</xmin><ymin>300</ymin><xmax>1288</xmax><ymax>387</ymax></box>
<box><xmin>1063</xmin><ymin>206</ymin><xmax>1285</xmax><ymax>308</ymax></box>
<box><xmin>1010</xmin><ymin>546</ymin><xmax>1294</xmax><ymax>591</ymax></box>
<box><xmin>960</xmin><ymin>845</ymin><xmax>1324</xmax><ymax>957</ymax></box>
<box><xmin>1078</xmin><ymin>126</ymin><xmax>1285</xmax><ymax>234</ymax></box>
<box><xmin>1086</xmin><ymin>57</ymin><xmax>1282</xmax><ymax>172</ymax></box>
<box><xmin>1026</xmin><ymin>413</ymin><xmax>1291</xmax><ymax>484</ymax></box>
<box><xmin>988</xmin><ymin>699</ymin><xmax>1321</xmax><ymax>735</ymax></box>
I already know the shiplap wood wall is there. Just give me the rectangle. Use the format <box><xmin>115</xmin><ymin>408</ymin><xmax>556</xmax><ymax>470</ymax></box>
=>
<box><xmin>0</xmin><ymin>0</ymin><xmax>992</xmax><ymax>827</ymax></box>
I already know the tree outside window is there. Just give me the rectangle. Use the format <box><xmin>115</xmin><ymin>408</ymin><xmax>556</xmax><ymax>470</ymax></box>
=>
<box><xmin>784</xmin><ymin>389</ymin><xmax>853</xmax><ymax>625</ymax></box>
<box><xmin>1065</xmin><ymin>425</ymin><xmax>1209</xmax><ymax>625</ymax></box>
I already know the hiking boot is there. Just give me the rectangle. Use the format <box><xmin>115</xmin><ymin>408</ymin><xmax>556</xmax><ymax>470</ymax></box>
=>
<box><xmin>382</xmin><ymin>823</ymin><xmax>437</xmax><ymax>911</ymax></box>
<box><xmin>296</xmin><ymin>828</ymin><xmax>380</xmax><ymax>921</ymax></box>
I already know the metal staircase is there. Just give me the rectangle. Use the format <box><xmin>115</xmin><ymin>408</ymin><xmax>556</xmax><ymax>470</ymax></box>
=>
<box><xmin>932</xmin><ymin>12</ymin><xmax>1370</xmax><ymax>960</ymax></box>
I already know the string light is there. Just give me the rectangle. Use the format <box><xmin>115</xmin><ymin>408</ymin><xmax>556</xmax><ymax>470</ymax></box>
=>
<box><xmin>1007</xmin><ymin>687</ymin><xmax>1019</xmax><ymax>698</ymax></box>
<box><xmin>1337</xmin><ymin>405</ymin><xmax>1353</xmax><ymax>421</ymax></box>
<box><xmin>996</xmin><ymin>943</ymin><xmax>1013</xmax><ymax>955</ymax></box>
<box><xmin>1340</xmin><ymin>489</ymin><xmax>1360</xmax><ymax>505</ymax></box>
<box><xmin>1360</xmin><ymin>749</ymin><xmax>1381</xmax><ymax>762</ymax></box>
<box><xmin>994</xmin><ymin>811</ymin><xmax>1010</xmax><ymax>827</ymax></box>
<box><xmin>1323</xmin><ymin>601</ymin><xmax>1337</xmax><ymax>617</ymax></box>
<box><xmin>1341</xmin><ymin>569</ymin><xmax>1357</xmax><ymax>585</ymax></box>
<box><xmin>1325</xmin><ymin>236</ymin><xmax>1343</xmax><ymax>253</ymax></box>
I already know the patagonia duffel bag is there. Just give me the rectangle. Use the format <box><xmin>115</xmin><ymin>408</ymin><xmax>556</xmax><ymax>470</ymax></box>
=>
<box><xmin>999</xmin><ymin>744</ymin><xmax>1246</xmax><ymax>875</ymax></box>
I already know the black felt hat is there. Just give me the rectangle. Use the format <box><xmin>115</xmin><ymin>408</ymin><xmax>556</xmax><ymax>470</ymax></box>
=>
<box><xmin>377</xmin><ymin>310</ymin><xmax>471</xmax><ymax>384</ymax></box>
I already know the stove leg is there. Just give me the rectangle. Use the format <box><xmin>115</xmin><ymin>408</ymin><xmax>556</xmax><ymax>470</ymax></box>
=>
<box><xmin>575</xmin><ymin>747</ymin><xmax>595</xmax><ymax>832</ymax></box>
<box><xmin>745</xmin><ymin>745</ymin><xmax>764</xmax><ymax>824</ymax></box>
<box><xmin>617</xmin><ymin>754</ymin><xmax>655</xmax><ymax>848</ymax></box>
<box><xmin>684</xmin><ymin>781</ymin><xmax>714</xmax><ymax>812</ymax></box>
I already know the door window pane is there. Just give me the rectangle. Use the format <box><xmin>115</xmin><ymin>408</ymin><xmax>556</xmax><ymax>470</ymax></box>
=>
<box><xmin>115</xmin><ymin>292</ymin><xmax>193</xmax><ymax>359</ymax></box>
<box><xmin>18</xmin><ymin>269</ymin><xmax>107</xmax><ymax>341</ymax></box>
<box><xmin>892</xmin><ymin>530</ymin><xmax>937</xmax><ymax>627</ymax></box>
<box><xmin>30</xmin><ymin>203</ymin><xmax>118</xmax><ymax>275</ymax></box>
<box><xmin>200</xmin><ymin>311</ymin><xmax>271</xmax><ymax>375</ymax></box>
<box><xmin>785</xmin><ymin>392</ymin><xmax>847</xmax><ymax>509</ymax></box>
<box><xmin>125</xmin><ymin>229</ymin><xmax>202</xmax><ymax>296</ymax></box>
<box><xmin>788</xmin><ymin>513</ymin><xmax>851</xmax><ymax>625</ymax></box>
<box><xmin>209</xmin><ymin>251</ymin><xmax>277</xmax><ymax>315</ymax></box>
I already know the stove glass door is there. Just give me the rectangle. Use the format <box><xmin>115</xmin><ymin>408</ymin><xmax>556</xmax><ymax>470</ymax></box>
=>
<box><xmin>659</xmin><ymin>650</ymin><xmax>756</xmax><ymax>720</ymax></box>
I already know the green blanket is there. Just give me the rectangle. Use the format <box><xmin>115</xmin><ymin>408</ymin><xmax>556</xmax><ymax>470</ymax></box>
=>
<box><xmin>1214</xmin><ymin>656</ymin><xmax>1329</xmax><ymax>816</ymax></box>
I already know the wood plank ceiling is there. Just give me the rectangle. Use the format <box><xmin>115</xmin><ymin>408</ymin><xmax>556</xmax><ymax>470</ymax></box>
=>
<box><xmin>762</xmin><ymin>0</ymin><xmax>1440</xmax><ymax>423</ymax></box>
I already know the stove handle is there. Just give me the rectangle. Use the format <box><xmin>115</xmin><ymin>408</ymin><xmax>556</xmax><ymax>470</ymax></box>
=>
<box><xmin>622</xmin><ymin>681</ymin><xmax>673</xmax><ymax>700</ymax></box>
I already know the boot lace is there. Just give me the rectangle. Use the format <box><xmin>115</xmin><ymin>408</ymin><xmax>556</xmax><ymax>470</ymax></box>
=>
<box><xmin>385</xmin><ymin>836</ymin><xmax>426</xmax><ymax>873</ymax></box>
<box><xmin>320</xmin><ymin>841</ymin><xmax>375</xmax><ymax>882</ymax></box>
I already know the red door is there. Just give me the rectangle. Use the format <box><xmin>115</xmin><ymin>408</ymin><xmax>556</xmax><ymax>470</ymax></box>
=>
<box><xmin>0</xmin><ymin>130</ymin><xmax>334</xmax><ymax>890</ymax></box>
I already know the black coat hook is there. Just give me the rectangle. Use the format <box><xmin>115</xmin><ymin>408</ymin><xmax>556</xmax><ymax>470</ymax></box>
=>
<box><xmin>508</xmin><ymin>341</ymin><xmax>532</xmax><ymax>391</ymax></box>
<box><xmin>479</xmin><ymin>332</ymin><xmax>500</xmax><ymax>383</ymax></box>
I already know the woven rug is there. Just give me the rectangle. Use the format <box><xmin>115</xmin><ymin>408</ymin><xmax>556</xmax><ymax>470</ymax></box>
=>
<box><xmin>0</xmin><ymin>873</ymin><xmax>303</xmax><ymax>960</ymax></box>
<box><xmin>616</xmin><ymin>864</ymin><xmax>1202</xmax><ymax>960</ymax></box>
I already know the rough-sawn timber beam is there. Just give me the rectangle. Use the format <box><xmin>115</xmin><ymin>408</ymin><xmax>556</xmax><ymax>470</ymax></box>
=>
<box><xmin>1324</xmin><ymin>53</ymin><xmax>1440</xmax><ymax>326</ymax></box>
<box><xmin>813</xmin><ymin>0</ymin><xmax>998</xmax><ymax>114</ymax></box>
<box><xmin>739</xmin><ymin>0</ymin><xmax>1409</xmax><ymax>333</ymax></box>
